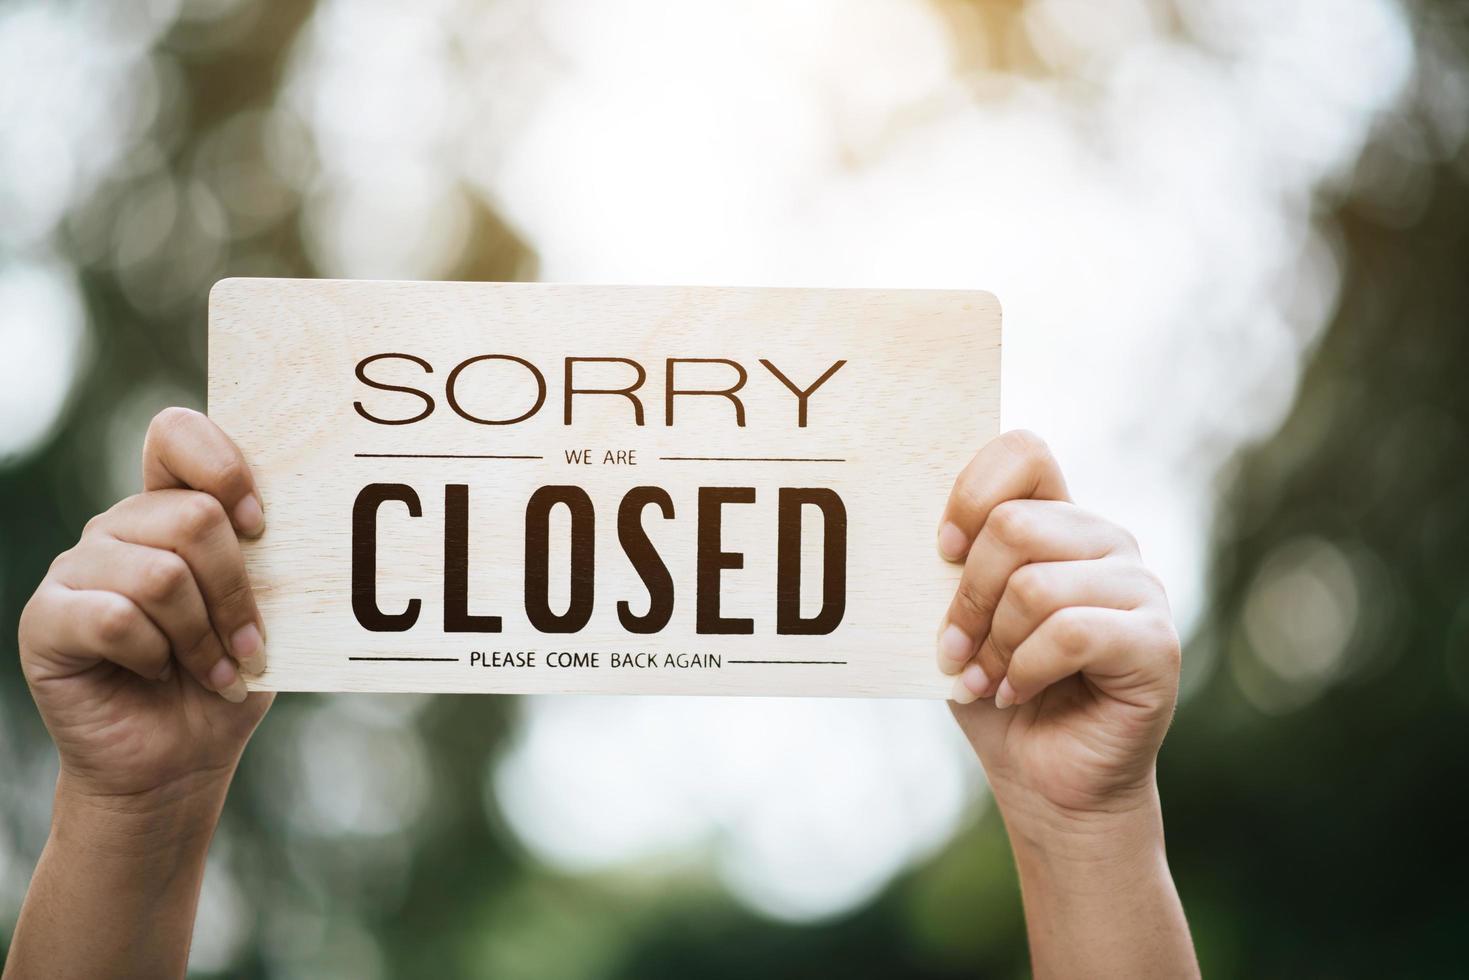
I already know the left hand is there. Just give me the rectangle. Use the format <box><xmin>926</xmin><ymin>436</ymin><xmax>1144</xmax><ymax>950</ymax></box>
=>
<box><xmin>17</xmin><ymin>408</ymin><xmax>273</xmax><ymax>807</ymax></box>
<box><xmin>6</xmin><ymin>408</ymin><xmax>271</xmax><ymax>980</ymax></box>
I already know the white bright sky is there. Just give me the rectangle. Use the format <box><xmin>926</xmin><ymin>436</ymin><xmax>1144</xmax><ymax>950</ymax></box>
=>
<box><xmin>0</xmin><ymin>0</ymin><xmax>1419</xmax><ymax>962</ymax></box>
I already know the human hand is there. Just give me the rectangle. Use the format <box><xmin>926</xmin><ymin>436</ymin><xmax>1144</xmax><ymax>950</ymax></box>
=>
<box><xmin>936</xmin><ymin>430</ymin><xmax>1181</xmax><ymax>836</ymax></box>
<box><xmin>17</xmin><ymin>407</ymin><xmax>273</xmax><ymax>809</ymax></box>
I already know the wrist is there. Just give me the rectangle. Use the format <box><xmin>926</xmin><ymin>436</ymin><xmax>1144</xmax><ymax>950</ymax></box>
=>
<box><xmin>989</xmin><ymin>774</ymin><xmax>1199</xmax><ymax>979</ymax></box>
<box><xmin>51</xmin><ymin>767</ymin><xmax>233</xmax><ymax>866</ymax></box>
<box><xmin>990</xmin><ymin>772</ymin><xmax>1166</xmax><ymax>876</ymax></box>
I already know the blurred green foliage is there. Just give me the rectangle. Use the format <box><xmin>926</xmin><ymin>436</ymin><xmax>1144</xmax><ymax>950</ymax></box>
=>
<box><xmin>2</xmin><ymin>1</ymin><xmax>1467</xmax><ymax>977</ymax></box>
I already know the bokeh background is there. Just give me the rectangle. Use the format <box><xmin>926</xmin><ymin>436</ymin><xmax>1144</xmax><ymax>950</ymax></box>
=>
<box><xmin>1</xmin><ymin>0</ymin><xmax>1466</xmax><ymax>975</ymax></box>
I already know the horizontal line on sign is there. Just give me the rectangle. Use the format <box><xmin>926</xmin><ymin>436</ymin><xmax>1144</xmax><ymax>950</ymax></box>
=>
<box><xmin>726</xmin><ymin>659</ymin><xmax>848</xmax><ymax>665</ymax></box>
<box><xmin>348</xmin><ymin>656</ymin><xmax>462</xmax><ymax>662</ymax></box>
<box><xmin>354</xmin><ymin>453</ymin><xmax>543</xmax><ymax>460</ymax></box>
<box><xmin>659</xmin><ymin>456</ymin><xmax>847</xmax><ymax>463</ymax></box>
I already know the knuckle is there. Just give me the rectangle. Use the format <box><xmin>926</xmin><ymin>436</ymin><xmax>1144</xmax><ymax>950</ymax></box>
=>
<box><xmin>1081</xmin><ymin>507</ymin><xmax>1137</xmax><ymax>555</ymax></box>
<box><xmin>139</xmin><ymin>553</ymin><xmax>190</xmax><ymax>603</ymax></box>
<box><xmin>1008</xmin><ymin>565</ymin><xmax>1051</xmax><ymax>615</ymax></box>
<box><xmin>17</xmin><ymin>590</ymin><xmax>46</xmax><ymax>653</ymax></box>
<box><xmin>149</xmin><ymin>406</ymin><xmax>200</xmax><ymax>441</ymax></box>
<box><xmin>1049</xmin><ymin>608</ymin><xmax>1091</xmax><ymax>655</ymax></box>
<box><xmin>1139</xmin><ymin>566</ymin><xmax>1168</xmax><ymax>599</ymax></box>
<box><xmin>82</xmin><ymin>511</ymin><xmax>109</xmax><ymax>539</ymax></box>
<box><xmin>999</xmin><ymin>428</ymin><xmax>1050</xmax><ymax>462</ymax></box>
<box><xmin>1152</xmin><ymin>615</ymin><xmax>1182</xmax><ymax>667</ymax></box>
<box><xmin>85</xmin><ymin>496</ymin><xmax>134</xmax><ymax>537</ymax></box>
<box><xmin>47</xmin><ymin>547</ymin><xmax>76</xmax><ymax>579</ymax></box>
<box><xmin>985</xmin><ymin>500</ymin><xmax>1033</xmax><ymax>546</ymax></box>
<box><xmin>175</xmin><ymin>492</ymin><xmax>226</xmax><ymax>542</ymax></box>
<box><xmin>1114</xmin><ymin>525</ymin><xmax>1141</xmax><ymax>555</ymax></box>
<box><xmin>1105</xmin><ymin>556</ymin><xmax>1158</xmax><ymax>596</ymax></box>
<box><xmin>93</xmin><ymin>597</ymin><xmax>139</xmax><ymax>646</ymax></box>
<box><xmin>215</xmin><ymin>574</ymin><xmax>254</xmax><ymax>619</ymax></box>
<box><xmin>215</xmin><ymin>455</ymin><xmax>248</xmax><ymax>494</ymax></box>
<box><xmin>952</xmin><ymin>580</ymin><xmax>992</xmax><ymax>623</ymax></box>
<box><xmin>952</xmin><ymin>475</ymin><xmax>986</xmax><ymax>516</ymax></box>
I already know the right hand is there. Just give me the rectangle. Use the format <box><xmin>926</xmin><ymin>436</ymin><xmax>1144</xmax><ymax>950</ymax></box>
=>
<box><xmin>17</xmin><ymin>408</ymin><xmax>273</xmax><ymax>805</ymax></box>
<box><xmin>935</xmin><ymin>431</ymin><xmax>1181</xmax><ymax>828</ymax></box>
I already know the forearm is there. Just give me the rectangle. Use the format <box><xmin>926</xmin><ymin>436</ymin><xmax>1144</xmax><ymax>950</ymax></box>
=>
<box><xmin>997</xmin><ymin>780</ymin><xmax>1198</xmax><ymax>980</ymax></box>
<box><xmin>4</xmin><ymin>772</ymin><xmax>230</xmax><ymax>980</ymax></box>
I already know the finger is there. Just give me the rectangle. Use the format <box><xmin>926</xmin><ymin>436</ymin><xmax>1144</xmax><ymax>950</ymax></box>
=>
<box><xmin>50</xmin><ymin>539</ymin><xmax>249</xmax><ymax>702</ymax></box>
<box><xmin>994</xmin><ymin>606</ymin><xmax>1180</xmax><ymax>712</ymax></box>
<box><xmin>938</xmin><ymin>501</ymin><xmax>1135</xmax><ymax>678</ymax></box>
<box><xmin>949</xmin><ymin>557</ymin><xmax>1156</xmax><ymax>703</ymax></box>
<box><xmin>936</xmin><ymin>430</ymin><xmax>1069</xmax><ymax>562</ymax></box>
<box><xmin>20</xmin><ymin>582</ymin><xmax>170</xmax><ymax>682</ymax></box>
<box><xmin>969</xmin><ymin>557</ymin><xmax>1163</xmax><ymax>695</ymax></box>
<box><xmin>143</xmin><ymin>406</ymin><xmax>264</xmax><ymax>537</ymax></box>
<box><xmin>99</xmin><ymin>490</ymin><xmax>265</xmax><ymax>676</ymax></box>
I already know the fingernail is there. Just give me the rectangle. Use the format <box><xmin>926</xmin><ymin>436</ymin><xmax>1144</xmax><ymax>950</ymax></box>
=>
<box><xmin>937</xmin><ymin>522</ymin><xmax>969</xmax><ymax>561</ymax></box>
<box><xmin>950</xmin><ymin>674</ymin><xmax>980</xmax><ymax>704</ymax></box>
<box><xmin>157</xmin><ymin>660</ymin><xmax>175</xmax><ymax>683</ymax></box>
<box><xmin>231</xmin><ymin>622</ymin><xmax>266</xmax><ymax>675</ymax></box>
<box><xmin>209</xmin><ymin>658</ymin><xmax>248</xmax><ymax>703</ymax></box>
<box><xmin>937</xmin><ymin>623</ymin><xmax>974</xmax><ymax>674</ymax></box>
<box><xmin>233</xmin><ymin>494</ymin><xmax>264</xmax><ymax>537</ymax></box>
<box><xmin>994</xmin><ymin>678</ymin><xmax>1016</xmax><ymax>710</ymax></box>
<box><xmin>960</xmin><ymin>661</ymin><xmax>994</xmax><ymax>699</ymax></box>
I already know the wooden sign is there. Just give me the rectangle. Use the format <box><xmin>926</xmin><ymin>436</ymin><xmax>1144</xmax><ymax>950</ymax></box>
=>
<box><xmin>208</xmin><ymin>279</ymin><xmax>1000</xmax><ymax>697</ymax></box>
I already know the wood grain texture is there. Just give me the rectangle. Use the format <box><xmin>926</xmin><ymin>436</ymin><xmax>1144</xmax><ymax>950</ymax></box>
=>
<box><xmin>208</xmin><ymin>279</ymin><xmax>1000</xmax><ymax>697</ymax></box>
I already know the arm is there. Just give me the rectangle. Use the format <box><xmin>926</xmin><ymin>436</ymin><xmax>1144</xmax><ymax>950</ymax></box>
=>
<box><xmin>7</xmin><ymin>409</ymin><xmax>272</xmax><ymax>980</ymax></box>
<box><xmin>938</xmin><ymin>430</ymin><xmax>1198</xmax><ymax>979</ymax></box>
<box><xmin>999</xmin><ymin>784</ymin><xmax>1195</xmax><ymax>978</ymax></box>
<box><xmin>9</xmin><ymin>775</ymin><xmax>229</xmax><ymax>979</ymax></box>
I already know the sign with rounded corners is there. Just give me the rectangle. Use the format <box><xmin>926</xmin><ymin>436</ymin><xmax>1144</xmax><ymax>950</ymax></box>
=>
<box><xmin>208</xmin><ymin>279</ymin><xmax>1000</xmax><ymax>697</ymax></box>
